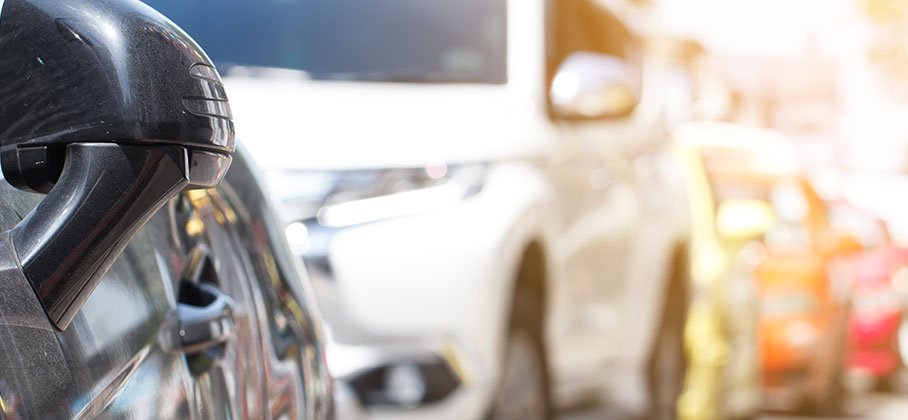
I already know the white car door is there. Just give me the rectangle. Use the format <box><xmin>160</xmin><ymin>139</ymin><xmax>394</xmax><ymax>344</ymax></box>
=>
<box><xmin>544</xmin><ymin>0</ymin><xmax>656</xmax><ymax>382</ymax></box>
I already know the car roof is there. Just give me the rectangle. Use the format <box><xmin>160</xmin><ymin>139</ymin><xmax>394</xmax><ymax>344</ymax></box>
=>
<box><xmin>674</xmin><ymin>122</ymin><xmax>802</xmax><ymax>179</ymax></box>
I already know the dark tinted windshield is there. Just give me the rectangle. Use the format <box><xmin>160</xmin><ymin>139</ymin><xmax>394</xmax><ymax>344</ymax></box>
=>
<box><xmin>144</xmin><ymin>0</ymin><xmax>508</xmax><ymax>83</ymax></box>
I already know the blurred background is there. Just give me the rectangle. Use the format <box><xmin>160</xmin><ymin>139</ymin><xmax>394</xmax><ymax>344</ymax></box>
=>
<box><xmin>146</xmin><ymin>0</ymin><xmax>908</xmax><ymax>418</ymax></box>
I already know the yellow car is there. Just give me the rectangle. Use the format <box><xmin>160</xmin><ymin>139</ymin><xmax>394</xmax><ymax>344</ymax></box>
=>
<box><xmin>673</xmin><ymin>122</ymin><xmax>787</xmax><ymax>420</ymax></box>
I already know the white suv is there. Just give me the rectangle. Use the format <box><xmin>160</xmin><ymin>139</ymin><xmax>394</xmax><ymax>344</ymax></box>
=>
<box><xmin>149</xmin><ymin>0</ymin><xmax>691</xmax><ymax>418</ymax></box>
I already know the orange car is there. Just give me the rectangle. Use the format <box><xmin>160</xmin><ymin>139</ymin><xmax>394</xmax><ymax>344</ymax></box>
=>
<box><xmin>690</xmin><ymin>125</ymin><xmax>855</xmax><ymax>414</ymax></box>
<box><xmin>756</xmin><ymin>222</ymin><xmax>854</xmax><ymax>414</ymax></box>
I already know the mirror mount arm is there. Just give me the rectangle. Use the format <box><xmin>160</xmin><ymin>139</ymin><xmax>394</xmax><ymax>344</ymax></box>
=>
<box><xmin>10</xmin><ymin>143</ymin><xmax>191</xmax><ymax>330</ymax></box>
<box><xmin>0</xmin><ymin>0</ymin><xmax>235</xmax><ymax>331</ymax></box>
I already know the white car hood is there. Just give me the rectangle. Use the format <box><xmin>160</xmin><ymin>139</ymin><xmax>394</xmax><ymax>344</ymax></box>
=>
<box><xmin>225</xmin><ymin>76</ymin><xmax>549</xmax><ymax>171</ymax></box>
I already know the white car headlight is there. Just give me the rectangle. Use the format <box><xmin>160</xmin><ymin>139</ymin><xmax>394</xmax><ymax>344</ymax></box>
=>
<box><xmin>268</xmin><ymin>164</ymin><xmax>487</xmax><ymax>228</ymax></box>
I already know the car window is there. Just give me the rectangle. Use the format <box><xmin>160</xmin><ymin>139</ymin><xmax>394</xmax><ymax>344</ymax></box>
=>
<box><xmin>144</xmin><ymin>0</ymin><xmax>508</xmax><ymax>84</ymax></box>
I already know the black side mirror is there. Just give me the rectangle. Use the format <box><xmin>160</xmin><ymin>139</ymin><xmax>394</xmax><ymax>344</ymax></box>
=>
<box><xmin>0</xmin><ymin>0</ymin><xmax>235</xmax><ymax>329</ymax></box>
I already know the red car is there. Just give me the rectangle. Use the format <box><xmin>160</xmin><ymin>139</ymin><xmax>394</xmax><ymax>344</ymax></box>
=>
<box><xmin>850</xmin><ymin>249</ymin><xmax>907</xmax><ymax>379</ymax></box>
<box><xmin>828</xmin><ymin>203</ymin><xmax>908</xmax><ymax>387</ymax></box>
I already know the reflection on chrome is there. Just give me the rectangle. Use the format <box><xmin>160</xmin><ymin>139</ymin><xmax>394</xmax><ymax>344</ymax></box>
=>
<box><xmin>286</xmin><ymin>222</ymin><xmax>311</xmax><ymax>254</ymax></box>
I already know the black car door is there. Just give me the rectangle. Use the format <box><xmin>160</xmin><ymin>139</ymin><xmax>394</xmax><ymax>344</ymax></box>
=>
<box><xmin>0</xmin><ymin>153</ymin><xmax>331</xmax><ymax>420</ymax></box>
<box><xmin>0</xmin><ymin>178</ymin><xmax>201</xmax><ymax>419</ymax></box>
<box><xmin>166</xmin><ymin>187</ymin><xmax>270</xmax><ymax>419</ymax></box>
<box><xmin>214</xmin><ymin>150</ymin><xmax>334</xmax><ymax>420</ymax></box>
<box><xmin>0</xmin><ymin>102</ymin><xmax>327</xmax><ymax>418</ymax></box>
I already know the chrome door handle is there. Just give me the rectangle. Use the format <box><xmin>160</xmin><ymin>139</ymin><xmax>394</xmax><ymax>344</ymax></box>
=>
<box><xmin>171</xmin><ymin>282</ymin><xmax>236</xmax><ymax>355</ymax></box>
<box><xmin>161</xmin><ymin>247</ymin><xmax>236</xmax><ymax>357</ymax></box>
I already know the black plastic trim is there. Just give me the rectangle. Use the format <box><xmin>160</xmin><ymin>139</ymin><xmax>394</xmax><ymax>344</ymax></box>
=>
<box><xmin>11</xmin><ymin>143</ymin><xmax>191</xmax><ymax>329</ymax></box>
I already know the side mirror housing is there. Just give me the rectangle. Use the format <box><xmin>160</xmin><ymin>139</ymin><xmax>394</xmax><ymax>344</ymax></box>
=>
<box><xmin>0</xmin><ymin>0</ymin><xmax>234</xmax><ymax>329</ymax></box>
<box><xmin>549</xmin><ymin>52</ymin><xmax>641</xmax><ymax>120</ymax></box>
<box><xmin>716</xmin><ymin>199</ymin><xmax>775</xmax><ymax>243</ymax></box>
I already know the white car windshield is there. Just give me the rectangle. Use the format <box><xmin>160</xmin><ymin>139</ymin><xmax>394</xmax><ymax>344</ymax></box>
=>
<box><xmin>144</xmin><ymin>0</ymin><xmax>508</xmax><ymax>83</ymax></box>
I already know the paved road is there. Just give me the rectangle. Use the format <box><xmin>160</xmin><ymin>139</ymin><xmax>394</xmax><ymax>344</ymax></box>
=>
<box><xmin>561</xmin><ymin>392</ymin><xmax>908</xmax><ymax>420</ymax></box>
<box><xmin>763</xmin><ymin>392</ymin><xmax>908</xmax><ymax>420</ymax></box>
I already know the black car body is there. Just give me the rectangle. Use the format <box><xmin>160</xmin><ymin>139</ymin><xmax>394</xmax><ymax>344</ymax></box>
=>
<box><xmin>0</xmin><ymin>150</ymin><xmax>333</xmax><ymax>419</ymax></box>
<box><xmin>0</xmin><ymin>0</ymin><xmax>332</xmax><ymax>418</ymax></box>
